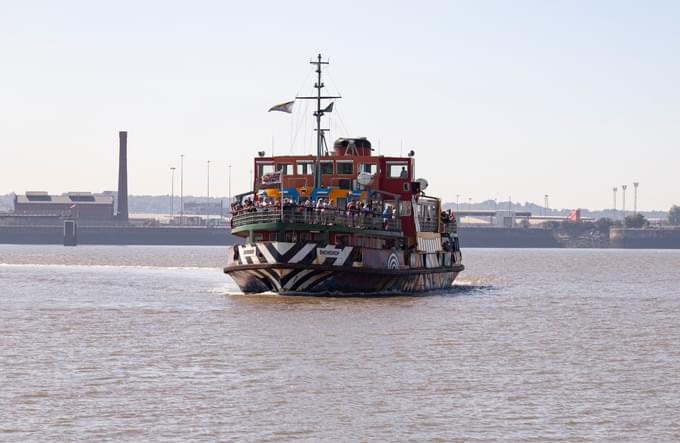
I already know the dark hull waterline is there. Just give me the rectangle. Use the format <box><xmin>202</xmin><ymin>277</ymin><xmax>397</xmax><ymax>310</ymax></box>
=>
<box><xmin>224</xmin><ymin>263</ymin><xmax>465</xmax><ymax>295</ymax></box>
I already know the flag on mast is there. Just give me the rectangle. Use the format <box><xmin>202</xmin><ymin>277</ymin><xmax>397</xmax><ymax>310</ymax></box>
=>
<box><xmin>321</xmin><ymin>102</ymin><xmax>334</xmax><ymax>113</ymax></box>
<box><xmin>268</xmin><ymin>100</ymin><xmax>295</xmax><ymax>113</ymax></box>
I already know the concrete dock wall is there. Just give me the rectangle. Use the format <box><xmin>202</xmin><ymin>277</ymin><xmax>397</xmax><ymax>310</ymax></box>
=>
<box><xmin>610</xmin><ymin>227</ymin><xmax>680</xmax><ymax>249</ymax></box>
<box><xmin>3</xmin><ymin>225</ymin><xmax>680</xmax><ymax>249</ymax></box>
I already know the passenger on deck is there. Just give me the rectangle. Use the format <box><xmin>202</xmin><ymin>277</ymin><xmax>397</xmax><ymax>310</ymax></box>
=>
<box><xmin>382</xmin><ymin>205</ymin><xmax>393</xmax><ymax>230</ymax></box>
<box><xmin>315</xmin><ymin>198</ymin><xmax>324</xmax><ymax>224</ymax></box>
<box><xmin>326</xmin><ymin>199</ymin><xmax>336</xmax><ymax>224</ymax></box>
<box><xmin>304</xmin><ymin>198</ymin><xmax>313</xmax><ymax>222</ymax></box>
<box><xmin>400</xmin><ymin>166</ymin><xmax>408</xmax><ymax>178</ymax></box>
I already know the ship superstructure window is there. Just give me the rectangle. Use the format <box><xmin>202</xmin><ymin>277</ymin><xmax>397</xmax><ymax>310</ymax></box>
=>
<box><xmin>399</xmin><ymin>200</ymin><xmax>412</xmax><ymax>216</ymax></box>
<box><xmin>387</xmin><ymin>162</ymin><xmax>409</xmax><ymax>179</ymax></box>
<box><xmin>320</xmin><ymin>160</ymin><xmax>333</xmax><ymax>175</ymax></box>
<box><xmin>360</xmin><ymin>163</ymin><xmax>377</xmax><ymax>176</ymax></box>
<box><xmin>256</xmin><ymin>162</ymin><xmax>274</xmax><ymax>177</ymax></box>
<box><xmin>278</xmin><ymin>163</ymin><xmax>294</xmax><ymax>175</ymax></box>
<box><xmin>417</xmin><ymin>199</ymin><xmax>439</xmax><ymax>232</ymax></box>
<box><xmin>297</xmin><ymin>161</ymin><xmax>314</xmax><ymax>175</ymax></box>
<box><xmin>336</xmin><ymin>160</ymin><xmax>354</xmax><ymax>175</ymax></box>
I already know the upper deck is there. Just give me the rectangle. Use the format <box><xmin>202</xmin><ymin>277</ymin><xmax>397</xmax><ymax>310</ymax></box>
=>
<box><xmin>229</xmin><ymin>137</ymin><xmax>458</xmax><ymax>242</ymax></box>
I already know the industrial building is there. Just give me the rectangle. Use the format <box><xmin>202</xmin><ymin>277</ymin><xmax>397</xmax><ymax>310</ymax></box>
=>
<box><xmin>13</xmin><ymin>191</ymin><xmax>115</xmax><ymax>220</ymax></box>
<box><xmin>5</xmin><ymin>130</ymin><xmax>129</xmax><ymax>226</ymax></box>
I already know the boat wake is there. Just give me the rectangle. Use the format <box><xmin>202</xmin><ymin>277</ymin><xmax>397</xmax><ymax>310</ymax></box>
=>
<box><xmin>217</xmin><ymin>279</ymin><xmax>498</xmax><ymax>298</ymax></box>
<box><xmin>0</xmin><ymin>262</ymin><xmax>222</xmax><ymax>272</ymax></box>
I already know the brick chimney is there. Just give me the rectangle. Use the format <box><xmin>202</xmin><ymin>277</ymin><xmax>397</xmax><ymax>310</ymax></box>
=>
<box><xmin>117</xmin><ymin>131</ymin><xmax>129</xmax><ymax>221</ymax></box>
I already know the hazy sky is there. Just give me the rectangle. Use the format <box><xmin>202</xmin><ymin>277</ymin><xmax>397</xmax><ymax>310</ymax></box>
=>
<box><xmin>1</xmin><ymin>1</ymin><xmax>678</xmax><ymax>210</ymax></box>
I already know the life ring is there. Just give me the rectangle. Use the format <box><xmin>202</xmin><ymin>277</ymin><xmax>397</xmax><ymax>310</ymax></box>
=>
<box><xmin>387</xmin><ymin>253</ymin><xmax>400</xmax><ymax>270</ymax></box>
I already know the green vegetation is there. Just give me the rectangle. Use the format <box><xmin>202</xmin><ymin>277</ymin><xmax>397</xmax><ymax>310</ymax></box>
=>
<box><xmin>624</xmin><ymin>213</ymin><xmax>648</xmax><ymax>228</ymax></box>
<box><xmin>669</xmin><ymin>205</ymin><xmax>680</xmax><ymax>226</ymax></box>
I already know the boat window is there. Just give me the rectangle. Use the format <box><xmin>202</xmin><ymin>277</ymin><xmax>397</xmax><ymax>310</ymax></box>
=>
<box><xmin>387</xmin><ymin>162</ymin><xmax>409</xmax><ymax>179</ymax></box>
<box><xmin>256</xmin><ymin>162</ymin><xmax>274</xmax><ymax>177</ymax></box>
<box><xmin>297</xmin><ymin>161</ymin><xmax>314</xmax><ymax>175</ymax></box>
<box><xmin>321</xmin><ymin>160</ymin><xmax>333</xmax><ymax>175</ymax></box>
<box><xmin>336</xmin><ymin>160</ymin><xmax>354</xmax><ymax>175</ymax></box>
<box><xmin>360</xmin><ymin>163</ymin><xmax>377</xmax><ymax>175</ymax></box>
<box><xmin>417</xmin><ymin>200</ymin><xmax>439</xmax><ymax>232</ymax></box>
<box><xmin>399</xmin><ymin>200</ymin><xmax>412</xmax><ymax>216</ymax></box>
<box><xmin>278</xmin><ymin>163</ymin><xmax>294</xmax><ymax>175</ymax></box>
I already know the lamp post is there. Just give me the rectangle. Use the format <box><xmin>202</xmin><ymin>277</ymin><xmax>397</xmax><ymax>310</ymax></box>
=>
<box><xmin>621</xmin><ymin>184</ymin><xmax>627</xmax><ymax>218</ymax></box>
<box><xmin>544</xmin><ymin>194</ymin><xmax>549</xmax><ymax>216</ymax></box>
<box><xmin>456</xmin><ymin>194</ymin><xmax>460</xmax><ymax>213</ymax></box>
<box><xmin>206</xmin><ymin>160</ymin><xmax>211</xmax><ymax>224</ymax></box>
<box><xmin>170</xmin><ymin>167</ymin><xmax>176</xmax><ymax>219</ymax></box>
<box><xmin>633</xmin><ymin>182</ymin><xmax>639</xmax><ymax>214</ymax></box>
<box><xmin>468</xmin><ymin>197</ymin><xmax>472</xmax><ymax>210</ymax></box>
<box><xmin>180</xmin><ymin>154</ymin><xmax>184</xmax><ymax>225</ymax></box>
<box><xmin>612</xmin><ymin>187</ymin><xmax>617</xmax><ymax>213</ymax></box>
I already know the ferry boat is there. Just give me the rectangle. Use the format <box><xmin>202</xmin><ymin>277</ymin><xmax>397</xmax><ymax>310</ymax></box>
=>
<box><xmin>224</xmin><ymin>55</ymin><xmax>464</xmax><ymax>294</ymax></box>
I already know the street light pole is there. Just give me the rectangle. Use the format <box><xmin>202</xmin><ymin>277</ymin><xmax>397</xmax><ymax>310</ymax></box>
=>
<box><xmin>633</xmin><ymin>182</ymin><xmax>639</xmax><ymax>214</ymax></box>
<box><xmin>207</xmin><ymin>160</ymin><xmax>211</xmax><ymax>224</ymax></box>
<box><xmin>456</xmin><ymin>194</ymin><xmax>460</xmax><ymax>213</ymax></box>
<box><xmin>621</xmin><ymin>184</ymin><xmax>627</xmax><ymax>218</ymax></box>
<box><xmin>612</xmin><ymin>187</ymin><xmax>617</xmax><ymax>213</ymax></box>
<box><xmin>180</xmin><ymin>154</ymin><xmax>184</xmax><ymax>225</ymax></box>
<box><xmin>170</xmin><ymin>167</ymin><xmax>176</xmax><ymax>219</ymax></box>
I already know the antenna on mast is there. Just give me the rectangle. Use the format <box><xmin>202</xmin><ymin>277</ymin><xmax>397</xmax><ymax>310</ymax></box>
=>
<box><xmin>295</xmin><ymin>53</ymin><xmax>341</xmax><ymax>189</ymax></box>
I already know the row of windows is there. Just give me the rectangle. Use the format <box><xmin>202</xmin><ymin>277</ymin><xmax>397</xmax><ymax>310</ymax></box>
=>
<box><xmin>256</xmin><ymin>161</ymin><xmax>408</xmax><ymax>178</ymax></box>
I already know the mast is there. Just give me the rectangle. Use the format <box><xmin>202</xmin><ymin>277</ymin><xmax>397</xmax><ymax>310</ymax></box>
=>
<box><xmin>296</xmin><ymin>53</ymin><xmax>341</xmax><ymax>189</ymax></box>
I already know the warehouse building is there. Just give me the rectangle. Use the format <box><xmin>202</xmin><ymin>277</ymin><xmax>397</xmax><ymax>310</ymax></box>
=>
<box><xmin>14</xmin><ymin>191</ymin><xmax>115</xmax><ymax>220</ymax></box>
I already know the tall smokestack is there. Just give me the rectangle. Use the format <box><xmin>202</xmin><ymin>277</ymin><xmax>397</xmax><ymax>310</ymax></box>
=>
<box><xmin>117</xmin><ymin>131</ymin><xmax>129</xmax><ymax>221</ymax></box>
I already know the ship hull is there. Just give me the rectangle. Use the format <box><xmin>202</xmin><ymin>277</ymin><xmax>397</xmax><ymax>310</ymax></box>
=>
<box><xmin>224</xmin><ymin>262</ymin><xmax>464</xmax><ymax>295</ymax></box>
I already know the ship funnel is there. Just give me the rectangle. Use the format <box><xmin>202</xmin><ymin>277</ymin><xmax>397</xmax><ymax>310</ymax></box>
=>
<box><xmin>117</xmin><ymin>131</ymin><xmax>129</xmax><ymax>221</ymax></box>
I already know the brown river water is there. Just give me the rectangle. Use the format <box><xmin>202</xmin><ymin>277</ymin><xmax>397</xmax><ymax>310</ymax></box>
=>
<box><xmin>1</xmin><ymin>245</ymin><xmax>679</xmax><ymax>441</ymax></box>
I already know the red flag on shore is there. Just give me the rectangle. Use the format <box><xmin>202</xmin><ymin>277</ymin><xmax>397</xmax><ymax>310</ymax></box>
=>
<box><xmin>568</xmin><ymin>209</ymin><xmax>581</xmax><ymax>221</ymax></box>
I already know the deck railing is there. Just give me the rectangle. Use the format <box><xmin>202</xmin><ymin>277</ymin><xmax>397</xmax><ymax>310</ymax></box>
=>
<box><xmin>231</xmin><ymin>207</ymin><xmax>402</xmax><ymax>232</ymax></box>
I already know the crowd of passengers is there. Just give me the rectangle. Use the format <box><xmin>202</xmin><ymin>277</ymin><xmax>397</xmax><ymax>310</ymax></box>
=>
<box><xmin>232</xmin><ymin>197</ymin><xmax>395</xmax><ymax>228</ymax></box>
<box><xmin>231</xmin><ymin>197</ymin><xmax>457</xmax><ymax>232</ymax></box>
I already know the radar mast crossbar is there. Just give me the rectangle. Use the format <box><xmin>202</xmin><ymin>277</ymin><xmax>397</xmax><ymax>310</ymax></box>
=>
<box><xmin>295</xmin><ymin>53</ymin><xmax>341</xmax><ymax>189</ymax></box>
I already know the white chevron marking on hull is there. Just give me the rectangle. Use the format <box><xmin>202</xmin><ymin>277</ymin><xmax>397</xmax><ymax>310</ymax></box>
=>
<box><xmin>283</xmin><ymin>269</ymin><xmax>315</xmax><ymax>290</ymax></box>
<box><xmin>297</xmin><ymin>271</ymin><xmax>331</xmax><ymax>291</ymax></box>
<box><xmin>333</xmin><ymin>247</ymin><xmax>353</xmax><ymax>266</ymax></box>
<box><xmin>289</xmin><ymin>243</ymin><xmax>316</xmax><ymax>263</ymax></box>
<box><xmin>253</xmin><ymin>269</ymin><xmax>281</xmax><ymax>291</ymax></box>
<box><xmin>271</xmin><ymin>242</ymin><xmax>295</xmax><ymax>256</ymax></box>
<box><xmin>258</xmin><ymin>245</ymin><xmax>277</xmax><ymax>264</ymax></box>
